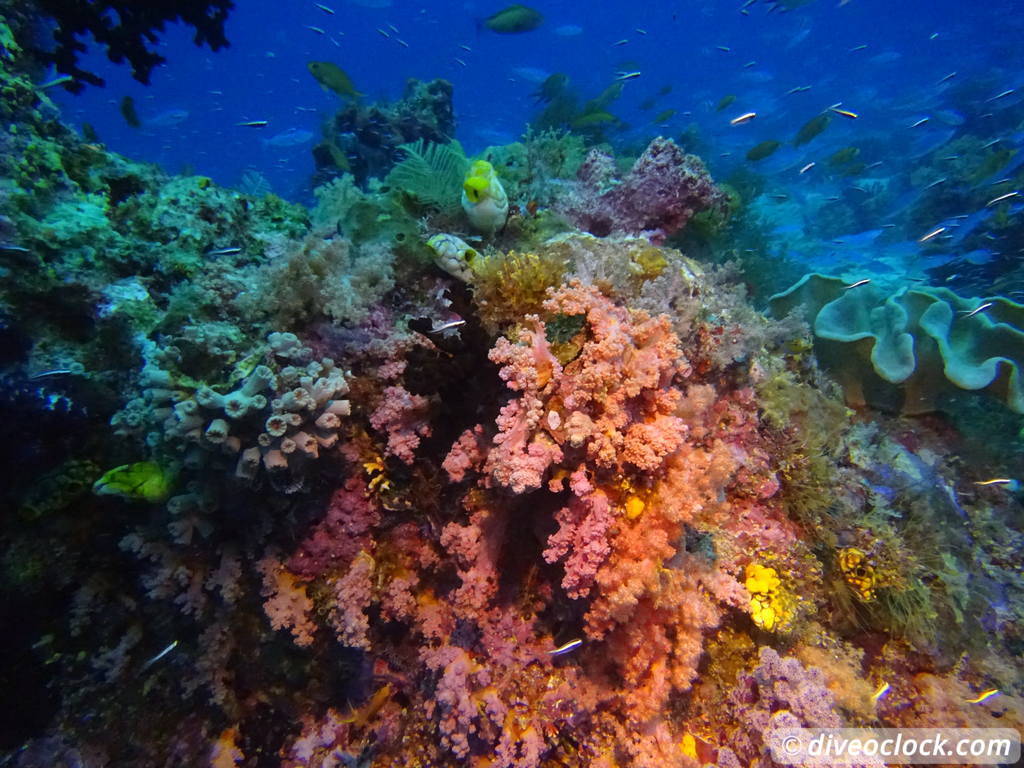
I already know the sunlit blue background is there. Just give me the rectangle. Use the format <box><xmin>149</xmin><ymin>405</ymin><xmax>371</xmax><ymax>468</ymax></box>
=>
<box><xmin>49</xmin><ymin>0</ymin><xmax>1024</xmax><ymax>207</ymax></box>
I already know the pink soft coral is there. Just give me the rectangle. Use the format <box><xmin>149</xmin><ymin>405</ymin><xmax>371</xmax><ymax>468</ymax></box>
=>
<box><xmin>482</xmin><ymin>280</ymin><xmax>686</xmax><ymax>495</ymax></box>
<box><xmin>370</xmin><ymin>385</ymin><xmax>432</xmax><ymax>464</ymax></box>
<box><xmin>256</xmin><ymin>556</ymin><xmax>317</xmax><ymax>647</ymax></box>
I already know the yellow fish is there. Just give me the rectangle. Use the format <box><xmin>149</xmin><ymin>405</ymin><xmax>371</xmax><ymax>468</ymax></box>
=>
<box><xmin>482</xmin><ymin>4</ymin><xmax>543</xmax><ymax>33</ymax></box>
<box><xmin>964</xmin><ymin>689</ymin><xmax>1000</xmax><ymax>704</ymax></box>
<box><xmin>307</xmin><ymin>61</ymin><xmax>361</xmax><ymax>99</ymax></box>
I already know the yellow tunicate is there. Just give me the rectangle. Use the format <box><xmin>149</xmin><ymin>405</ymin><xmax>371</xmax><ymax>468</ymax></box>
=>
<box><xmin>680</xmin><ymin>733</ymin><xmax>698</xmax><ymax>761</ymax></box>
<box><xmin>745</xmin><ymin>562</ymin><xmax>794</xmax><ymax>632</ymax></box>
<box><xmin>838</xmin><ymin>547</ymin><xmax>877</xmax><ymax>601</ymax></box>
<box><xmin>745</xmin><ymin>562</ymin><xmax>781</xmax><ymax>594</ymax></box>
<box><xmin>624</xmin><ymin>496</ymin><xmax>645</xmax><ymax>519</ymax></box>
<box><xmin>750</xmin><ymin>596</ymin><xmax>778</xmax><ymax>630</ymax></box>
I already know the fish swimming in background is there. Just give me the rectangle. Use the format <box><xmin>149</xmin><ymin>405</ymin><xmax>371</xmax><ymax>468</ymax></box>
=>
<box><xmin>571</xmin><ymin>111</ymin><xmax>618</xmax><ymax>129</ymax></box>
<box><xmin>716</xmin><ymin>94</ymin><xmax>737</xmax><ymax>111</ymax></box>
<box><xmin>746</xmin><ymin>140</ymin><xmax>782</xmax><ymax>161</ymax></box>
<box><xmin>263</xmin><ymin>127</ymin><xmax>314</xmax><ymax>147</ymax></box>
<box><xmin>307</xmin><ymin>61</ymin><xmax>362</xmax><ymax>99</ymax></box>
<box><xmin>482</xmin><ymin>4</ymin><xmax>544</xmax><ymax>34</ymax></box>
<box><xmin>829</xmin><ymin>146</ymin><xmax>860</xmax><ymax>166</ymax></box>
<box><xmin>793</xmin><ymin>113</ymin><xmax>831</xmax><ymax>145</ymax></box>
<box><xmin>144</xmin><ymin>109</ymin><xmax>190</xmax><ymax>128</ymax></box>
<box><xmin>532</xmin><ymin>73</ymin><xmax>569</xmax><ymax>103</ymax></box>
<box><xmin>830</xmin><ymin>106</ymin><xmax>859</xmax><ymax>119</ymax></box>
<box><xmin>120</xmin><ymin>95</ymin><xmax>141</xmax><ymax>128</ymax></box>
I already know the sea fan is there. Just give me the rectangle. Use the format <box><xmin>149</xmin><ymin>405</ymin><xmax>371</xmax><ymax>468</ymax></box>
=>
<box><xmin>387</xmin><ymin>139</ymin><xmax>468</xmax><ymax>215</ymax></box>
<box><xmin>238</xmin><ymin>168</ymin><xmax>273</xmax><ymax>197</ymax></box>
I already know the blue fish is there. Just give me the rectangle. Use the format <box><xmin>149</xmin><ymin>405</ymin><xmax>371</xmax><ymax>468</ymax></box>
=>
<box><xmin>263</xmin><ymin>128</ymin><xmax>314</xmax><ymax>148</ymax></box>
<box><xmin>144</xmin><ymin>109</ymin><xmax>189</xmax><ymax>128</ymax></box>
<box><xmin>831</xmin><ymin>229</ymin><xmax>883</xmax><ymax>248</ymax></box>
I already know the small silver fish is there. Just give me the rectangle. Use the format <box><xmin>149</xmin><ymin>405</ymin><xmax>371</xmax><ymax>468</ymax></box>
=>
<box><xmin>918</xmin><ymin>226</ymin><xmax>946</xmax><ymax>243</ymax></box>
<box><xmin>30</xmin><ymin>369</ymin><xmax>74</xmax><ymax>380</ymax></box>
<box><xmin>717</xmin><ymin>45</ymin><xmax>731</xmax><ymax>52</ymax></box>
<box><xmin>987</xmin><ymin>89</ymin><xmax>1015</xmax><ymax>102</ymax></box>
<box><xmin>959</xmin><ymin>301</ymin><xmax>993</xmax><ymax>318</ymax></box>
<box><xmin>431</xmin><ymin>319</ymin><xmax>466</xmax><ymax>333</ymax></box>
<box><xmin>236</xmin><ymin>120</ymin><xmax>268</xmax><ymax>128</ymax></box>
<box><xmin>937</xmin><ymin>71</ymin><xmax>957</xmax><ymax>84</ymax></box>
<box><xmin>206</xmin><ymin>246</ymin><xmax>242</xmax><ymax>256</ymax></box>
<box><xmin>730</xmin><ymin>111</ymin><xmax>757</xmax><ymax>125</ymax></box>
<box><xmin>454</xmin><ymin>58</ymin><xmax>467</xmax><ymax>67</ymax></box>
<box><xmin>141</xmin><ymin>640</ymin><xmax>178</xmax><ymax>671</ymax></box>
<box><xmin>908</xmin><ymin>117</ymin><xmax>930</xmax><ymax>128</ymax></box>
<box><xmin>39</xmin><ymin>75</ymin><xmax>74</xmax><ymax>90</ymax></box>
<box><xmin>830</xmin><ymin>106</ymin><xmax>859</xmax><ymax>119</ymax></box>
<box><xmin>843</xmin><ymin>279</ymin><xmax>871</xmax><ymax>290</ymax></box>
<box><xmin>987</xmin><ymin>191</ymin><xmax>1020</xmax><ymax>206</ymax></box>
<box><xmin>376</xmin><ymin>28</ymin><xmax>390</xmax><ymax>38</ymax></box>
<box><xmin>923</xmin><ymin>177</ymin><xmax>947</xmax><ymax>190</ymax></box>
<box><xmin>615</xmin><ymin>71</ymin><xmax>641</xmax><ymax>81</ymax></box>
<box><xmin>313</xmin><ymin>2</ymin><xmax>335</xmax><ymax>13</ymax></box>
<box><xmin>612</xmin><ymin>38</ymin><xmax>629</xmax><ymax>46</ymax></box>
<box><xmin>849</xmin><ymin>44</ymin><xmax>868</xmax><ymax>52</ymax></box>
<box><xmin>799</xmin><ymin>162</ymin><xmax>815</xmax><ymax>174</ymax></box>
<box><xmin>306</xmin><ymin>25</ymin><xmax>325</xmax><ymax>34</ymax></box>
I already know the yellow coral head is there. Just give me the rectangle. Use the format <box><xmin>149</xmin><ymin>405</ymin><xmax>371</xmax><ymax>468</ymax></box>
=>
<box><xmin>463</xmin><ymin>174</ymin><xmax>490</xmax><ymax>203</ymax></box>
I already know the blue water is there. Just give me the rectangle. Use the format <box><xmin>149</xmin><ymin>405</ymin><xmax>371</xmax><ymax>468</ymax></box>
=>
<box><xmin>51</xmin><ymin>0</ymin><xmax>1024</xmax><ymax>208</ymax></box>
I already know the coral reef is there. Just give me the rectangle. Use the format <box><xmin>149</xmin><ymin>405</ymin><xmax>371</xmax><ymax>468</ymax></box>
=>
<box><xmin>1</xmin><ymin>17</ymin><xmax>1022</xmax><ymax>768</ymax></box>
<box><xmin>313</xmin><ymin>78</ymin><xmax>456</xmax><ymax>188</ymax></box>
<box><xmin>770</xmin><ymin>272</ymin><xmax>1024</xmax><ymax>414</ymax></box>
<box><xmin>559</xmin><ymin>136</ymin><xmax>728</xmax><ymax>242</ymax></box>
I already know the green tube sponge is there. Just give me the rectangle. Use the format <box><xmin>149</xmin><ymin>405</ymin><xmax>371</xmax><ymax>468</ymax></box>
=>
<box><xmin>769</xmin><ymin>273</ymin><xmax>1024</xmax><ymax>414</ymax></box>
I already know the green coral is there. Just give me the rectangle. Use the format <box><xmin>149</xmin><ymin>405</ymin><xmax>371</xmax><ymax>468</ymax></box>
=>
<box><xmin>770</xmin><ymin>273</ymin><xmax>1024</xmax><ymax>414</ymax></box>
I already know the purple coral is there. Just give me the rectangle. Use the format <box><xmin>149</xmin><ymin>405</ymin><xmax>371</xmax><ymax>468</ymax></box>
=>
<box><xmin>560</xmin><ymin>136</ymin><xmax>725</xmax><ymax>242</ymax></box>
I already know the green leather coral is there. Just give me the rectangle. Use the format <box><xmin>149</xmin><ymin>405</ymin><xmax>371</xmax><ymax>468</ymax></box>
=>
<box><xmin>769</xmin><ymin>273</ymin><xmax>1024</xmax><ymax>414</ymax></box>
